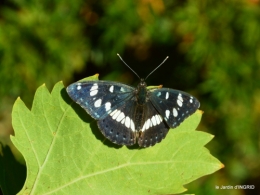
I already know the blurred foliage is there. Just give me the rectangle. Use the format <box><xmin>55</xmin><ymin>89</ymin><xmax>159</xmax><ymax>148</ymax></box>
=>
<box><xmin>0</xmin><ymin>0</ymin><xmax>260</xmax><ymax>194</ymax></box>
<box><xmin>0</xmin><ymin>0</ymin><xmax>88</xmax><ymax>108</ymax></box>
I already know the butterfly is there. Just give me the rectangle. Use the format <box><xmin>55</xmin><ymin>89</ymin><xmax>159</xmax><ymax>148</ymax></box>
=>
<box><xmin>66</xmin><ymin>54</ymin><xmax>200</xmax><ymax>147</ymax></box>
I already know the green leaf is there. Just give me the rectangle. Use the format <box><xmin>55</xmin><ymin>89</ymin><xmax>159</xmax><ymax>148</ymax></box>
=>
<box><xmin>78</xmin><ymin>74</ymin><xmax>100</xmax><ymax>82</ymax></box>
<box><xmin>11</xmin><ymin>80</ymin><xmax>223</xmax><ymax>195</ymax></box>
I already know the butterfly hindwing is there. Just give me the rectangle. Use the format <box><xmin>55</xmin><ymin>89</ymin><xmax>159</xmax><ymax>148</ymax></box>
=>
<box><xmin>66</xmin><ymin>80</ymin><xmax>135</xmax><ymax>119</ymax></box>
<box><xmin>149</xmin><ymin>88</ymin><xmax>200</xmax><ymax>128</ymax></box>
<box><xmin>97</xmin><ymin>98</ymin><xmax>137</xmax><ymax>146</ymax></box>
<box><xmin>138</xmin><ymin>101</ymin><xmax>169</xmax><ymax>147</ymax></box>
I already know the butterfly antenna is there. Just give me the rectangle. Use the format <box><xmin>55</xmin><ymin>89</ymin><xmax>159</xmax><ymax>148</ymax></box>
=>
<box><xmin>145</xmin><ymin>56</ymin><xmax>169</xmax><ymax>80</ymax></box>
<box><xmin>117</xmin><ymin>53</ymin><xmax>140</xmax><ymax>79</ymax></box>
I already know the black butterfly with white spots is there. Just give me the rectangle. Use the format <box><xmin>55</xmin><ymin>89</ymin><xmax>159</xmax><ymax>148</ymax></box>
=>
<box><xmin>66</xmin><ymin>55</ymin><xmax>200</xmax><ymax>147</ymax></box>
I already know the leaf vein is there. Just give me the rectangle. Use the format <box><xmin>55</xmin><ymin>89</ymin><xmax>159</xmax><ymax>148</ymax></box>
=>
<box><xmin>31</xmin><ymin>101</ymin><xmax>73</xmax><ymax>194</ymax></box>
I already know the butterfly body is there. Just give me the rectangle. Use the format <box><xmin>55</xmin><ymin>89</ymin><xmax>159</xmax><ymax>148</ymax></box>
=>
<box><xmin>67</xmin><ymin>77</ymin><xmax>200</xmax><ymax>147</ymax></box>
<box><xmin>135</xmin><ymin>79</ymin><xmax>147</xmax><ymax>105</ymax></box>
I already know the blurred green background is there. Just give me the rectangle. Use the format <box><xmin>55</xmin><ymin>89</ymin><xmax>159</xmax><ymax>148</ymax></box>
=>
<box><xmin>0</xmin><ymin>0</ymin><xmax>260</xmax><ymax>194</ymax></box>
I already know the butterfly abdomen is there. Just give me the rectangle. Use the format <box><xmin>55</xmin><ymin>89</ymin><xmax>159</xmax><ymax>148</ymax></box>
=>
<box><xmin>134</xmin><ymin>105</ymin><xmax>144</xmax><ymax>133</ymax></box>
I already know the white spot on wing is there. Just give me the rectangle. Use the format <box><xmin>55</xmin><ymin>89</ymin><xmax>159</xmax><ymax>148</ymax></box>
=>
<box><xmin>141</xmin><ymin>121</ymin><xmax>147</xmax><ymax>131</ymax></box>
<box><xmin>105</xmin><ymin>102</ymin><xmax>111</xmax><ymax>111</ymax></box>
<box><xmin>173</xmin><ymin>108</ymin><xmax>178</xmax><ymax>117</ymax></box>
<box><xmin>130</xmin><ymin>119</ymin><xmax>135</xmax><ymax>131</ymax></box>
<box><xmin>177</xmin><ymin>99</ymin><xmax>183</xmax><ymax>107</ymax></box>
<box><xmin>77</xmin><ymin>85</ymin><xmax>81</xmax><ymax>90</ymax></box>
<box><xmin>151</xmin><ymin>116</ymin><xmax>157</xmax><ymax>126</ymax></box>
<box><xmin>190</xmin><ymin>98</ymin><xmax>193</xmax><ymax>103</ymax></box>
<box><xmin>120</xmin><ymin>87</ymin><xmax>125</xmax><ymax>92</ymax></box>
<box><xmin>155</xmin><ymin>115</ymin><xmax>161</xmax><ymax>125</ymax></box>
<box><xmin>90</xmin><ymin>84</ymin><xmax>98</xmax><ymax>96</ymax></box>
<box><xmin>112</xmin><ymin>110</ymin><xmax>121</xmax><ymax>119</ymax></box>
<box><xmin>165</xmin><ymin>110</ymin><xmax>170</xmax><ymax>119</ymax></box>
<box><xmin>178</xmin><ymin>94</ymin><xmax>183</xmax><ymax>102</ymax></box>
<box><xmin>110</xmin><ymin>109</ymin><xmax>117</xmax><ymax>116</ymax></box>
<box><xmin>145</xmin><ymin>119</ymin><xmax>151</xmax><ymax>129</ymax></box>
<box><xmin>116</xmin><ymin>112</ymin><xmax>125</xmax><ymax>122</ymax></box>
<box><xmin>90</xmin><ymin>83</ymin><xmax>98</xmax><ymax>90</ymax></box>
<box><xmin>109</xmin><ymin>85</ymin><xmax>114</xmax><ymax>93</ymax></box>
<box><xmin>94</xmin><ymin>99</ymin><xmax>102</xmax><ymax>107</ymax></box>
<box><xmin>165</xmin><ymin>92</ymin><xmax>169</xmax><ymax>99</ymax></box>
<box><xmin>90</xmin><ymin>90</ymin><xmax>98</xmax><ymax>96</ymax></box>
<box><xmin>125</xmin><ymin>116</ymin><xmax>131</xmax><ymax>128</ymax></box>
<box><xmin>150</xmin><ymin>120</ymin><xmax>153</xmax><ymax>127</ymax></box>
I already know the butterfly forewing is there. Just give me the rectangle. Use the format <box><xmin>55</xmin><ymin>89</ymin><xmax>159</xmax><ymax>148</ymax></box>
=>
<box><xmin>67</xmin><ymin>80</ymin><xmax>135</xmax><ymax>119</ymax></box>
<box><xmin>149</xmin><ymin>88</ymin><xmax>200</xmax><ymax>128</ymax></box>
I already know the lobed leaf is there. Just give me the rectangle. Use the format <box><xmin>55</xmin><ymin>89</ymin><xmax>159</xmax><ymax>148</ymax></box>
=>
<box><xmin>11</xmin><ymin>79</ymin><xmax>223</xmax><ymax>195</ymax></box>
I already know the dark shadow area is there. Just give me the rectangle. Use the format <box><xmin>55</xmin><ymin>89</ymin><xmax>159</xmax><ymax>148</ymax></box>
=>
<box><xmin>89</xmin><ymin>120</ymin><xmax>123</xmax><ymax>149</ymax></box>
<box><xmin>243</xmin><ymin>175</ymin><xmax>259</xmax><ymax>195</ymax></box>
<box><xmin>0</xmin><ymin>143</ymin><xmax>26</xmax><ymax>195</ymax></box>
<box><xmin>127</xmin><ymin>144</ymin><xmax>141</xmax><ymax>150</ymax></box>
